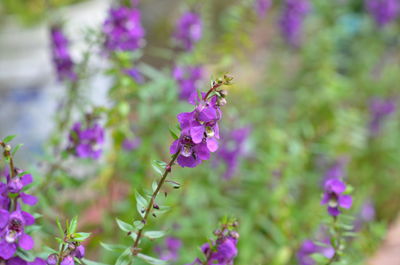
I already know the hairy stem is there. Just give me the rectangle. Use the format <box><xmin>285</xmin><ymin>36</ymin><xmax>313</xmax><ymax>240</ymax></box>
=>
<box><xmin>131</xmin><ymin>152</ymin><xmax>179</xmax><ymax>254</ymax></box>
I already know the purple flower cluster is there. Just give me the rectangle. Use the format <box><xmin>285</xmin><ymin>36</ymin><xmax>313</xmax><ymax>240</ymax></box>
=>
<box><xmin>279</xmin><ymin>0</ymin><xmax>311</xmax><ymax>47</ymax></box>
<box><xmin>187</xmin><ymin>227</ymin><xmax>239</xmax><ymax>265</ymax></box>
<box><xmin>369</xmin><ymin>98</ymin><xmax>396</xmax><ymax>136</ymax></box>
<box><xmin>254</xmin><ymin>0</ymin><xmax>272</xmax><ymax>18</ymax></box>
<box><xmin>47</xmin><ymin>245</ymin><xmax>85</xmax><ymax>265</ymax></box>
<box><xmin>174</xmin><ymin>12</ymin><xmax>202</xmax><ymax>51</ymax></box>
<box><xmin>365</xmin><ymin>0</ymin><xmax>400</xmax><ymax>27</ymax></box>
<box><xmin>103</xmin><ymin>5</ymin><xmax>145</xmax><ymax>52</ymax></box>
<box><xmin>173</xmin><ymin>65</ymin><xmax>203</xmax><ymax>105</ymax></box>
<box><xmin>321</xmin><ymin>178</ymin><xmax>352</xmax><ymax>216</ymax></box>
<box><xmin>0</xmin><ymin>171</ymin><xmax>42</xmax><ymax>264</ymax></box>
<box><xmin>216</xmin><ymin>127</ymin><xmax>250</xmax><ymax>179</ymax></box>
<box><xmin>68</xmin><ymin>122</ymin><xmax>105</xmax><ymax>159</ymax></box>
<box><xmin>297</xmin><ymin>240</ymin><xmax>334</xmax><ymax>265</ymax></box>
<box><xmin>155</xmin><ymin>237</ymin><xmax>182</xmax><ymax>261</ymax></box>
<box><xmin>50</xmin><ymin>26</ymin><xmax>76</xmax><ymax>82</ymax></box>
<box><xmin>170</xmin><ymin>88</ymin><xmax>227</xmax><ymax>168</ymax></box>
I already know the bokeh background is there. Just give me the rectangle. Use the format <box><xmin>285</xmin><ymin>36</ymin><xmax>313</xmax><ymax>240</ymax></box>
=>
<box><xmin>1</xmin><ymin>0</ymin><xmax>400</xmax><ymax>264</ymax></box>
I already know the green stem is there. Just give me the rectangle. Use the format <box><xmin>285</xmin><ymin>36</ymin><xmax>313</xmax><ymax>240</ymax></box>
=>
<box><xmin>131</xmin><ymin>152</ymin><xmax>179</xmax><ymax>255</ymax></box>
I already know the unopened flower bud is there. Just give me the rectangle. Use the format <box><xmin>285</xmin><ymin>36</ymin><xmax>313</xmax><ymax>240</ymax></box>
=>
<box><xmin>47</xmin><ymin>254</ymin><xmax>58</xmax><ymax>265</ymax></box>
<box><xmin>219</xmin><ymin>89</ymin><xmax>228</xmax><ymax>97</ymax></box>
<box><xmin>230</xmin><ymin>231</ymin><xmax>240</xmax><ymax>239</ymax></box>
<box><xmin>153</xmin><ymin>203</ymin><xmax>160</xmax><ymax>210</ymax></box>
<box><xmin>217</xmin><ymin>97</ymin><xmax>227</xmax><ymax>106</ymax></box>
<box><xmin>4</xmin><ymin>145</ymin><xmax>11</xmax><ymax>152</ymax></box>
<box><xmin>232</xmin><ymin>221</ymin><xmax>239</xmax><ymax>227</ymax></box>
<box><xmin>224</xmin><ymin>74</ymin><xmax>234</xmax><ymax>82</ymax></box>
<box><xmin>213</xmin><ymin>229</ymin><xmax>222</xmax><ymax>236</ymax></box>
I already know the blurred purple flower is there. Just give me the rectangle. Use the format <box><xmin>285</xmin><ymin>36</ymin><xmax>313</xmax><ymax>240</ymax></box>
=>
<box><xmin>174</xmin><ymin>12</ymin><xmax>202</xmax><ymax>51</ymax></box>
<box><xmin>297</xmin><ymin>240</ymin><xmax>334</xmax><ymax>265</ymax></box>
<box><xmin>123</xmin><ymin>68</ymin><xmax>144</xmax><ymax>83</ymax></box>
<box><xmin>321</xmin><ymin>178</ymin><xmax>352</xmax><ymax>216</ymax></box>
<box><xmin>369</xmin><ymin>98</ymin><xmax>396</xmax><ymax>136</ymax></box>
<box><xmin>365</xmin><ymin>0</ymin><xmax>400</xmax><ymax>27</ymax></box>
<box><xmin>155</xmin><ymin>237</ymin><xmax>182</xmax><ymax>261</ymax></box>
<box><xmin>216</xmin><ymin>127</ymin><xmax>251</xmax><ymax>179</ymax></box>
<box><xmin>279</xmin><ymin>0</ymin><xmax>311</xmax><ymax>47</ymax></box>
<box><xmin>354</xmin><ymin>200</ymin><xmax>375</xmax><ymax>231</ymax></box>
<box><xmin>122</xmin><ymin>138</ymin><xmax>141</xmax><ymax>151</ymax></box>
<box><xmin>173</xmin><ymin>65</ymin><xmax>203</xmax><ymax>105</ymax></box>
<box><xmin>254</xmin><ymin>0</ymin><xmax>272</xmax><ymax>18</ymax></box>
<box><xmin>103</xmin><ymin>6</ymin><xmax>145</xmax><ymax>52</ymax></box>
<box><xmin>323</xmin><ymin>157</ymin><xmax>348</xmax><ymax>183</ymax></box>
<box><xmin>68</xmin><ymin>122</ymin><xmax>105</xmax><ymax>160</ymax></box>
<box><xmin>50</xmin><ymin>26</ymin><xmax>76</xmax><ymax>81</ymax></box>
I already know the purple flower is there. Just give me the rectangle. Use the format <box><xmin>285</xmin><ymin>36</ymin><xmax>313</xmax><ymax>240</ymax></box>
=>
<box><xmin>0</xmin><ymin>172</ymin><xmax>37</xmax><ymax>211</ymax></box>
<box><xmin>365</xmin><ymin>0</ymin><xmax>400</xmax><ymax>27</ymax></box>
<box><xmin>50</xmin><ymin>26</ymin><xmax>76</xmax><ymax>81</ymax></box>
<box><xmin>297</xmin><ymin>240</ymin><xmax>334</xmax><ymax>265</ymax></box>
<box><xmin>155</xmin><ymin>237</ymin><xmax>182</xmax><ymax>261</ymax></box>
<box><xmin>0</xmin><ymin>210</ymin><xmax>35</xmax><ymax>259</ymax></box>
<box><xmin>321</xmin><ymin>178</ymin><xmax>352</xmax><ymax>216</ymax></box>
<box><xmin>123</xmin><ymin>68</ymin><xmax>144</xmax><ymax>84</ymax></box>
<box><xmin>323</xmin><ymin>157</ymin><xmax>348</xmax><ymax>182</ymax></box>
<box><xmin>216</xmin><ymin>127</ymin><xmax>250</xmax><ymax>179</ymax></box>
<box><xmin>173</xmin><ymin>65</ymin><xmax>203</xmax><ymax>105</ymax></box>
<box><xmin>279</xmin><ymin>0</ymin><xmax>311</xmax><ymax>47</ymax></box>
<box><xmin>187</xmin><ymin>236</ymin><xmax>238</xmax><ymax>265</ymax></box>
<box><xmin>122</xmin><ymin>138</ymin><xmax>141</xmax><ymax>151</ymax></box>
<box><xmin>354</xmin><ymin>200</ymin><xmax>375</xmax><ymax>231</ymax></box>
<box><xmin>369</xmin><ymin>98</ymin><xmax>396</xmax><ymax>136</ymax></box>
<box><xmin>68</xmin><ymin>122</ymin><xmax>105</xmax><ymax>160</ymax></box>
<box><xmin>174</xmin><ymin>12</ymin><xmax>202</xmax><ymax>51</ymax></box>
<box><xmin>171</xmin><ymin>96</ymin><xmax>223</xmax><ymax>168</ymax></box>
<box><xmin>103</xmin><ymin>6</ymin><xmax>145</xmax><ymax>52</ymax></box>
<box><xmin>254</xmin><ymin>0</ymin><xmax>272</xmax><ymax>18</ymax></box>
<box><xmin>73</xmin><ymin>245</ymin><xmax>85</xmax><ymax>259</ymax></box>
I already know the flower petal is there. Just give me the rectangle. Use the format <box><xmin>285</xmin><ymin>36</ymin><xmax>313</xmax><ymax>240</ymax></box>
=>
<box><xmin>206</xmin><ymin>137</ymin><xmax>219</xmax><ymax>152</ymax></box>
<box><xmin>0</xmin><ymin>240</ymin><xmax>16</xmax><ymax>259</ymax></box>
<box><xmin>190</xmin><ymin>126</ymin><xmax>205</xmax><ymax>144</ymax></box>
<box><xmin>0</xmin><ymin>209</ymin><xmax>9</xmax><ymax>229</ymax></box>
<box><xmin>338</xmin><ymin>195</ymin><xmax>352</xmax><ymax>209</ymax></box>
<box><xmin>19</xmin><ymin>234</ymin><xmax>34</xmax><ymax>250</ymax></box>
<box><xmin>20</xmin><ymin>193</ymin><xmax>38</xmax><ymax>206</ymax></box>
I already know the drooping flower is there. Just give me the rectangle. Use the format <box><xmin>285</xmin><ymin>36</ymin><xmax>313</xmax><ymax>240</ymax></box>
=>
<box><xmin>279</xmin><ymin>0</ymin><xmax>311</xmax><ymax>47</ymax></box>
<box><xmin>365</xmin><ymin>0</ymin><xmax>400</xmax><ymax>27</ymax></box>
<box><xmin>369</xmin><ymin>97</ymin><xmax>396</xmax><ymax>136</ymax></box>
<box><xmin>68</xmin><ymin>122</ymin><xmax>105</xmax><ymax>160</ymax></box>
<box><xmin>254</xmin><ymin>0</ymin><xmax>272</xmax><ymax>18</ymax></box>
<box><xmin>216</xmin><ymin>127</ymin><xmax>250</xmax><ymax>179</ymax></box>
<box><xmin>50</xmin><ymin>26</ymin><xmax>76</xmax><ymax>81</ymax></box>
<box><xmin>173</xmin><ymin>12</ymin><xmax>202</xmax><ymax>51</ymax></box>
<box><xmin>103</xmin><ymin>5</ymin><xmax>145</xmax><ymax>52</ymax></box>
<box><xmin>297</xmin><ymin>240</ymin><xmax>334</xmax><ymax>265</ymax></box>
<box><xmin>155</xmin><ymin>237</ymin><xmax>182</xmax><ymax>261</ymax></box>
<box><xmin>173</xmin><ymin>65</ymin><xmax>203</xmax><ymax>105</ymax></box>
<box><xmin>0</xmin><ymin>172</ymin><xmax>37</xmax><ymax>211</ymax></box>
<box><xmin>321</xmin><ymin>178</ymin><xmax>352</xmax><ymax>216</ymax></box>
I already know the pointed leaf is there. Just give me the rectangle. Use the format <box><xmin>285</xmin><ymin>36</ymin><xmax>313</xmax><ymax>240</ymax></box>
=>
<box><xmin>3</xmin><ymin>135</ymin><xmax>16</xmax><ymax>143</ymax></box>
<box><xmin>143</xmin><ymin>231</ymin><xmax>166</xmax><ymax>239</ymax></box>
<box><xmin>116</xmin><ymin>219</ymin><xmax>134</xmax><ymax>232</ymax></box>
<box><xmin>137</xmin><ymin>253</ymin><xmax>167</xmax><ymax>265</ymax></box>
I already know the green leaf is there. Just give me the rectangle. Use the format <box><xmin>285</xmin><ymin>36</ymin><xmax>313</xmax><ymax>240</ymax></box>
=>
<box><xmin>143</xmin><ymin>231</ymin><xmax>166</xmax><ymax>239</ymax></box>
<box><xmin>151</xmin><ymin>181</ymin><xmax>158</xmax><ymax>192</ymax></box>
<box><xmin>137</xmin><ymin>253</ymin><xmax>167</xmax><ymax>265</ymax></box>
<box><xmin>168</xmin><ymin>127</ymin><xmax>179</xmax><ymax>140</ymax></box>
<box><xmin>151</xmin><ymin>160</ymin><xmax>166</xmax><ymax>176</ymax></box>
<box><xmin>69</xmin><ymin>216</ymin><xmax>78</xmax><ymax>234</ymax></box>
<box><xmin>81</xmin><ymin>259</ymin><xmax>108</xmax><ymax>265</ymax></box>
<box><xmin>115</xmin><ymin>248</ymin><xmax>132</xmax><ymax>265</ymax></box>
<box><xmin>72</xmin><ymin>232</ymin><xmax>91</xmax><ymax>242</ymax></box>
<box><xmin>3</xmin><ymin>135</ymin><xmax>16</xmax><ymax>143</ymax></box>
<box><xmin>100</xmin><ymin>242</ymin><xmax>127</xmax><ymax>252</ymax></box>
<box><xmin>12</xmin><ymin>143</ymin><xmax>23</xmax><ymax>156</ymax></box>
<box><xmin>133</xmin><ymin>220</ymin><xmax>144</xmax><ymax>230</ymax></box>
<box><xmin>135</xmin><ymin>191</ymin><xmax>147</xmax><ymax>218</ymax></box>
<box><xmin>116</xmin><ymin>219</ymin><xmax>134</xmax><ymax>232</ymax></box>
<box><xmin>56</xmin><ymin>218</ymin><xmax>64</xmax><ymax>237</ymax></box>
